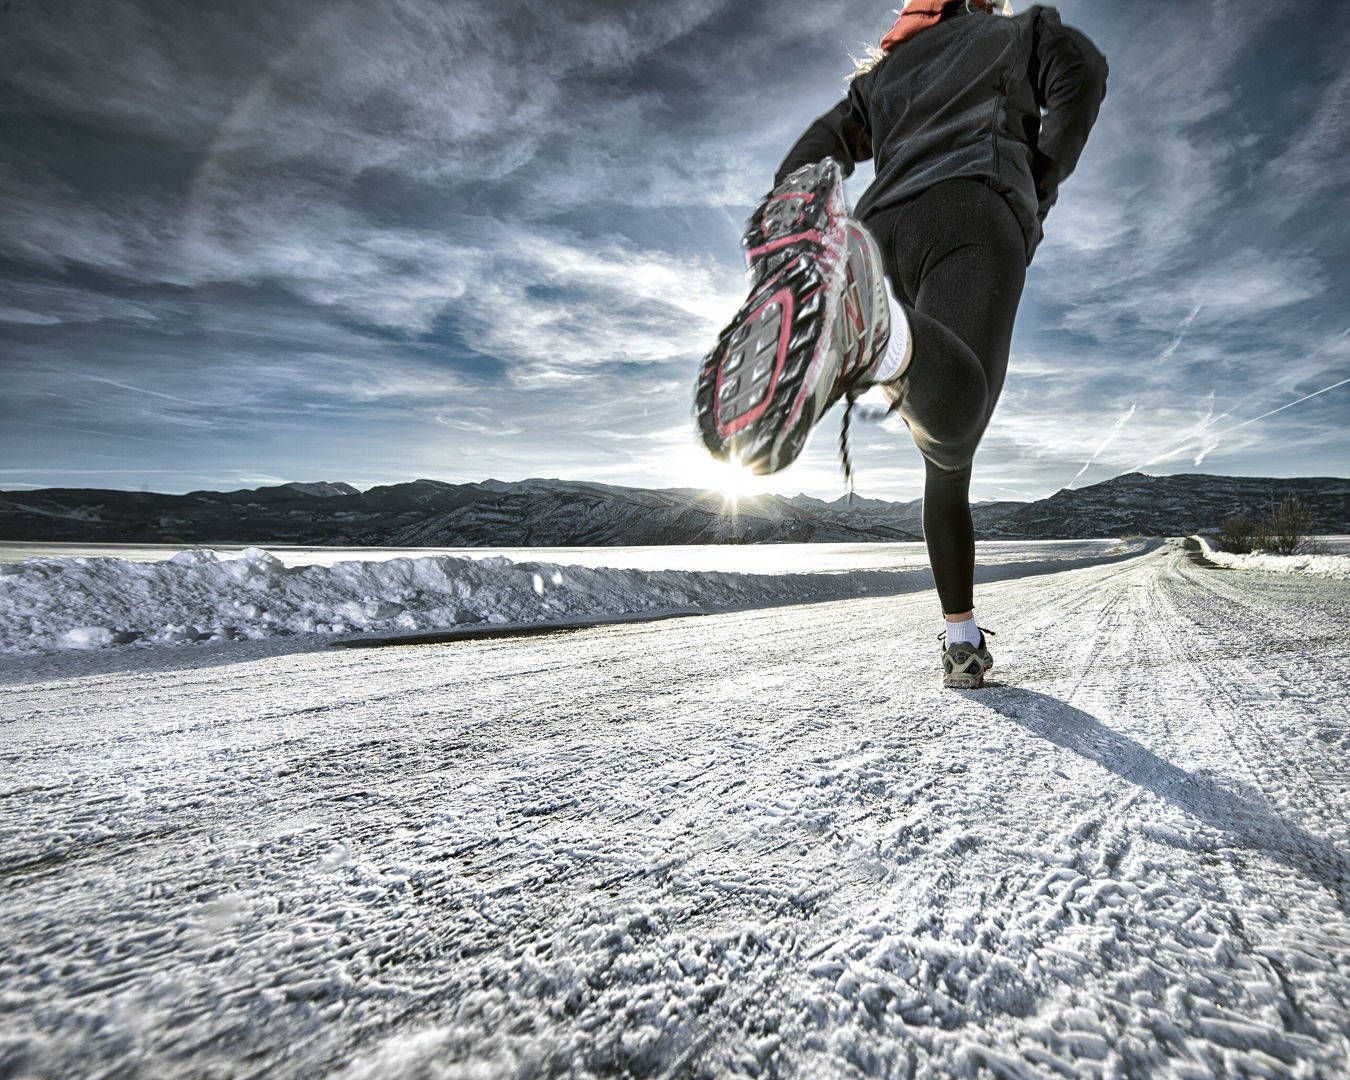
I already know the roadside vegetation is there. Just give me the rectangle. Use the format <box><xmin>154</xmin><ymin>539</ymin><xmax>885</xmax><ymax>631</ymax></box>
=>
<box><xmin>1217</xmin><ymin>494</ymin><xmax>1324</xmax><ymax>555</ymax></box>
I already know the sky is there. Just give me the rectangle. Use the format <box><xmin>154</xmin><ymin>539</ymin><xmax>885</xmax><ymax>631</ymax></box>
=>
<box><xmin>1</xmin><ymin>0</ymin><xmax>1347</xmax><ymax>502</ymax></box>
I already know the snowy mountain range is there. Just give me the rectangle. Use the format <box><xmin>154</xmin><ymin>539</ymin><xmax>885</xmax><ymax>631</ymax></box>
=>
<box><xmin>1</xmin><ymin>472</ymin><xmax>1346</xmax><ymax>546</ymax></box>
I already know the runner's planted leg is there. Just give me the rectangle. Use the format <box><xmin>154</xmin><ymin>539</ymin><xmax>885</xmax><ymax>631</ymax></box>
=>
<box><xmin>865</xmin><ymin>178</ymin><xmax>1027</xmax><ymax>686</ymax></box>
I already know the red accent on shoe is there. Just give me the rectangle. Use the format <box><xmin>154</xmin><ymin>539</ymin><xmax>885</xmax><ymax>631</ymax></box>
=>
<box><xmin>744</xmin><ymin>230</ymin><xmax>824</xmax><ymax>262</ymax></box>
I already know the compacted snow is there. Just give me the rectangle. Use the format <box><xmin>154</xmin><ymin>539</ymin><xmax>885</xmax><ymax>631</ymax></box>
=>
<box><xmin>0</xmin><ymin>541</ymin><xmax>1148</xmax><ymax>653</ymax></box>
<box><xmin>1</xmin><ymin>539</ymin><xmax>1347</xmax><ymax>1078</ymax></box>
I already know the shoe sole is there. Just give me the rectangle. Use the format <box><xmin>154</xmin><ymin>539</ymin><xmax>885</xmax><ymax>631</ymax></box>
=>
<box><xmin>695</xmin><ymin>161</ymin><xmax>849</xmax><ymax>474</ymax></box>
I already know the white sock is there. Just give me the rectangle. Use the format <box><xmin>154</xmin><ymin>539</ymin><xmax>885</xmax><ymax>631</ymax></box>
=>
<box><xmin>944</xmin><ymin>616</ymin><xmax>980</xmax><ymax>647</ymax></box>
<box><xmin>871</xmin><ymin>287</ymin><xmax>912</xmax><ymax>384</ymax></box>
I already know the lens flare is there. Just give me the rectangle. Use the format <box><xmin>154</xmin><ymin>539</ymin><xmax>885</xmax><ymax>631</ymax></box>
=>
<box><xmin>672</xmin><ymin>441</ymin><xmax>771</xmax><ymax>507</ymax></box>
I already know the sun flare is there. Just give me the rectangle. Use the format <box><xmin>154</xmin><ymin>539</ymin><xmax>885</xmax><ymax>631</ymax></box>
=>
<box><xmin>672</xmin><ymin>443</ymin><xmax>774</xmax><ymax>504</ymax></box>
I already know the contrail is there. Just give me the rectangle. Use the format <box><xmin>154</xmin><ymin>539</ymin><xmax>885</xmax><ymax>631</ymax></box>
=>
<box><xmin>1127</xmin><ymin>376</ymin><xmax>1349</xmax><ymax>474</ymax></box>
<box><xmin>977</xmin><ymin>482</ymin><xmax>1033</xmax><ymax>500</ymax></box>
<box><xmin>1069</xmin><ymin>402</ymin><xmax>1135</xmax><ymax>485</ymax></box>
<box><xmin>1195</xmin><ymin>376</ymin><xmax>1349</xmax><ymax>440</ymax></box>
<box><xmin>1153</xmin><ymin>303</ymin><xmax>1202</xmax><ymax>367</ymax></box>
<box><xmin>60</xmin><ymin>369</ymin><xmax>200</xmax><ymax>405</ymax></box>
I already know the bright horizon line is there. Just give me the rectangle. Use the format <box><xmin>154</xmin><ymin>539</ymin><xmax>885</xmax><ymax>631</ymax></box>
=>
<box><xmin>1</xmin><ymin>468</ymin><xmax>1346</xmax><ymax>505</ymax></box>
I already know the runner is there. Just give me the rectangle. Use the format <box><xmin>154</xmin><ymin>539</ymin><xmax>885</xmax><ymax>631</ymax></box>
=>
<box><xmin>695</xmin><ymin>0</ymin><xmax>1107</xmax><ymax>687</ymax></box>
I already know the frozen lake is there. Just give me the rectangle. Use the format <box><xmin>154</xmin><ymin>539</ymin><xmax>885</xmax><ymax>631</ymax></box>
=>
<box><xmin>0</xmin><ymin>537</ymin><xmax>1155</xmax><ymax>574</ymax></box>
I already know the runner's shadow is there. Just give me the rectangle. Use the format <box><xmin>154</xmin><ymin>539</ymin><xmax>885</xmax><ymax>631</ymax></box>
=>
<box><xmin>968</xmin><ymin>687</ymin><xmax>1348</xmax><ymax>910</ymax></box>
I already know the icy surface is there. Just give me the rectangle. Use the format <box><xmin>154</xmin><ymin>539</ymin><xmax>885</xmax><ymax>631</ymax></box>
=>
<box><xmin>0</xmin><ymin>537</ymin><xmax>1142</xmax><ymax>572</ymax></box>
<box><xmin>1</xmin><ymin>540</ymin><xmax>1347</xmax><ymax>1078</ymax></box>
<box><xmin>1195</xmin><ymin>535</ymin><xmax>1350</xmax><ymax>579</ymax></box>
<box><xmin>0</xmin><ymin>541</ymin><xmax>1150</xmax><ymax>653</ymax></box>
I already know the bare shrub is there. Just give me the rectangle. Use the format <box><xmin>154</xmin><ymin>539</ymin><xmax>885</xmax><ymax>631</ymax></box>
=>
<box><xmin>1261</xmin><ymin>494</ymin><xmax>1313</xmax><ymax>556</ymax></box>
<box><xmin>1217</xmin><ymin>513</ymin><xmax>1259</xmax><ymax>554</ymax></box>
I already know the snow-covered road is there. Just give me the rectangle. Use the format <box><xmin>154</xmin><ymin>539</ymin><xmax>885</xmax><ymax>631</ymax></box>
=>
<box><xmin>2</xmin><ymin>540</ymin><xmax>1347</xmax><ymax>1078</ymax></box>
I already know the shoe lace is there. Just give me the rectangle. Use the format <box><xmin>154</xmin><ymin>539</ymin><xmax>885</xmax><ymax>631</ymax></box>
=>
<box><xmin>839</xmin><ymin>389</ymin><xmax>859</xmax><ymax>500</ymax></box>
<box><xmin>837</xmin><ymin>390</ymin><xmax>889</xmax><ymax>501</ymax></box>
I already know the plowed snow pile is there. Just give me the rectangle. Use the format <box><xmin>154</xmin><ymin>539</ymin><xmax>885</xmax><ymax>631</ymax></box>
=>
<box><xmin>1196</xmin><ymin>536</ymin><xmax>1350</xmax><ymax>579</ymax></box>
<box><xmin>0</xmin><ymin>544</ymin><xmax>1150</xmax><ymax>652</ymax></box>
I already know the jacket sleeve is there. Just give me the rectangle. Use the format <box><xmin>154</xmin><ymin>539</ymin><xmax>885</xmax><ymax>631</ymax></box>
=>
<box><xmin>773</xmin><ymin>71</ymin><xmax>874</xmax><ymax>187</ymax></box>
<box><xmin>1029</xmin><ymin>6</ymin><xmax>1108</xmax><ymax>222</ymax></box>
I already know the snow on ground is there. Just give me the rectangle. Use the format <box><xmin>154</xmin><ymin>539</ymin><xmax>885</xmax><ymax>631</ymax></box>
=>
<box><xmin>1195</xmin><ymin>535</ymin><xmax>1350</xmax><ymax>580</ymax></box>
<box><xmin>0</xmin><ymin>540</ymin><xmax>1151</xmax><ymax>653</ymax></box>
<box><xmin>1</xmin><ymin>539</ymin><xmax>1347</xmax><ymax>1078</ymax></box>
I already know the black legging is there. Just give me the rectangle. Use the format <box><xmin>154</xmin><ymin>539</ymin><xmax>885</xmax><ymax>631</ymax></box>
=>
<box><xmin>863</xmin><ymin>178</ymin><xmax>1027</xmax><ymax>615</ymax></box>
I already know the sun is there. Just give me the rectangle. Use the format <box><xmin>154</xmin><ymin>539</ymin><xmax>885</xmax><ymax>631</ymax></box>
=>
<box><xmin>705</xmin><ymin>455</ymin><xmax>761</xmax><ymax>503</ymax></box>
<box><xmin>672</xmin><ymin>442</ymin><xmax>770</xmax><ymax>504</ymax></box>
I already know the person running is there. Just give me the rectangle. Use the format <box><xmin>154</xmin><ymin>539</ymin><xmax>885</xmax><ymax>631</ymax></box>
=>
<box><xmin>694</xmin><ymin>0</ymin><xmax>1107</xmax><ymax>688</ymax></box>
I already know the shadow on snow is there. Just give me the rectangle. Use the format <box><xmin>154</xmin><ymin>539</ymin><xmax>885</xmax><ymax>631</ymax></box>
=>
<box><xmin>971</xmin><ymin>687</ymin><xmax>1348</xmax><ymax>911</ymax></box>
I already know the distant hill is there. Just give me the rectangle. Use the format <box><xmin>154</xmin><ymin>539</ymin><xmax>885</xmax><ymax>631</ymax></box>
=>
<box><xmin>0</xmin><ymin>473</ymin><xmax>1345</xmax><ymax>546</ymax></box>
<box><xmin>983</xmin><ymin>472</ymin><xmax>1349</xmax><ymax>539</ymax></box>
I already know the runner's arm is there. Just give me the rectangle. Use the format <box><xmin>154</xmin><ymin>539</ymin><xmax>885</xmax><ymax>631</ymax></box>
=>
<box><xmin>774</xmin><ymin>72</ymin><xmax>874</xmax><ymax>186</ymax></box>
<box><xmin>1030</xmin><ymin>6</ymin><xmax>1108</xmax><ymax>222</ymax></box>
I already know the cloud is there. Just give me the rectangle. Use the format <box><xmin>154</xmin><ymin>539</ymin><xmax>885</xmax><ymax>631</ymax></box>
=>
<box><xmin>1</xmin><ymin>0</ymin><xmax>1347</xmax><ymax>499</ymax></box>
<box><xmin>0</xmin><ymin>281</ymin><xmax>162</xmax><ymax>327</ymax></box>
<box><xmin>466</xmin><ymin>231</ymin><xmax>745</xmax><ymax>380</ymax></box>
<box><xmin>0</xmin><ymin>157</ymin><xmax>143</xmax><ymax>275</ymax></box>
<box><xmin>1265</xmin><ymin>56</ymin><xmax>1350</xmax><ymax>214</ymax></box>
<box><xmin>434</xmin><ymin>407</ymin><xmax>523</xmax><ymax>438</ymax></box>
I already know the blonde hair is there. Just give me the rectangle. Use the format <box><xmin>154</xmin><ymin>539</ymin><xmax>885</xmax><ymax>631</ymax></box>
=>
<box><xmin>848</xmin><ymin>0</ymin><xmax>1014</xmax><ymax>81</ymax></box>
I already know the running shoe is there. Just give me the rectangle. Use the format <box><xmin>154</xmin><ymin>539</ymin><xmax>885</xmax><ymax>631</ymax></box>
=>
<box><xmin>694</xmin><ymin>159</ymin><xmax>890</xmax><ymax>475</ymax></box>
<box><xmin>940</xmin><ymin>627</ymin><xmax>995</xmax><ymax>689</ymax></box>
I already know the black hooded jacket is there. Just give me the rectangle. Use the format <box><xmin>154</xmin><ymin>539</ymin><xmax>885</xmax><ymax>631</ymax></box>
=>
<box><xmin>775</xmin><ymin>3</ymin><xmax>1108</xmax><ymax>262</ymax></box>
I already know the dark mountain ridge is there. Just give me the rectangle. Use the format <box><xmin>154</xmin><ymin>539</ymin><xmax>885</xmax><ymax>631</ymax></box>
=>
<box><xmin>1</xmin><ymin>472</ymin><xmax>1345</xmax><ymax>546</ymax></box>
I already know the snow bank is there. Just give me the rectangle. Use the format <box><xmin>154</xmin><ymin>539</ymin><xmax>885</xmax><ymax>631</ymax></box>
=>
<box><xmin>0</xmin><ymin>547</ymin><xmax>900</xmax><ymax>653</ymax></box>
<box><xmin>0</xmin><ymin>543</ymin><xmax>1152</xmax><ymax>653</ymax></box>
<box><xmin>1194</xmin><ymin>536</ymin><xmax>1350</xmax><ymax>580</ymax></box>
